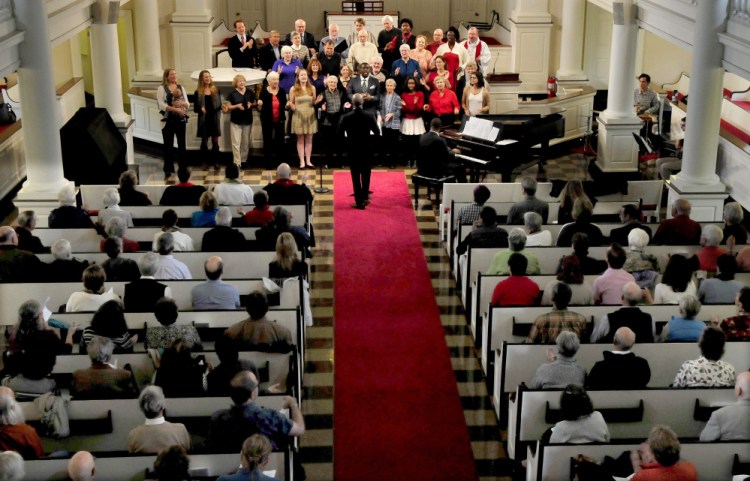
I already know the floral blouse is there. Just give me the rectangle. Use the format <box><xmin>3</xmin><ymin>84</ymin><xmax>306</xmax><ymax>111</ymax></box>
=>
<box><xmin>672</xmin><ymin>356</ymin><xmax>736</xmax><ymax>387</ymax></box>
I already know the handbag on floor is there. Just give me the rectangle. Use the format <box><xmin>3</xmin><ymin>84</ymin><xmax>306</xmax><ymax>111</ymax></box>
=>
<box><xmin>0</xmin><ymin>103</ymin><xmax>16</xmax><ymax>125</ymax></box>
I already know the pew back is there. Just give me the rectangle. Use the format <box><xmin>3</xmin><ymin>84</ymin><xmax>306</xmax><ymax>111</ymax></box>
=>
<box><xmin>80</xmin><ymin>184</ymin><xmax>265</xmax><ymax>210</ymax></box>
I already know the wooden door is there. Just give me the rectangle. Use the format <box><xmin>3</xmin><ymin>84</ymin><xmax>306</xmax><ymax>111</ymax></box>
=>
<box><xmin>450</xmin><ymin>0</ymin><xmax>489</xmax><ymax>26</ymax></box>
<box><xmin>227</xmin><ymin>0</ymin><xmax>266</xmax><ymax>29</ymax></box>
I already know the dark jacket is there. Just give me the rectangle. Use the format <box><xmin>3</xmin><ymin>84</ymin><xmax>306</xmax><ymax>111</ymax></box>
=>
<box><xmin>587</xmin><ymin>350</ymin><xmax>651</xmax><ymax>389</ymax></box>
<box><xmin>14</xmin><ymin>228</ymin><xmax>47</xmax><ymax>254</ymax></box>
<box><xmin>258</xmin><ymin>86</ymin><xmax>288</xmax><ymax>125</ymax></box>
<box><xmin>226</xmin><ymin>34</ymin><xmax>258</xmax><ymax>68</ymax></box>
<box><xmin>609</xmin><ymin>222</ymin><xmax>653</xmax><ymax>247</ymax></box>
<box><xmin>202</xmin><ymin>226</ymin><xmax>247</xmax><ymax>252</ymax></box>
<box><xmin>606</xmin><ymin>307</ymin><xmax>655</xmax><ymax>343</ymax></box>
<box><xmin>418</xmin><ymin>131</ymin><xmax>456</xmax><ymax>178</ymax></box>
<box><xmin>46</xmin><ymin>258</ymin><xmax>89</xmax><ymax>282</ymax></box>
<box><xmin>0</xmin><ymin>246</ymin><xmax>44</xmax><ymax>282</ymax></box>
<box><xmin>338</xmin><ymin>107</ymin><xmax>380</xmax><ymax>153</ymax></box>
<box><xmin>48</xmin><ymin>206</ymin><xmax>95</xmax><ymax>229</ymax></box>
<box><xmin>259</xmin><ymin>42</ymin><xmax>282</xmax><ymax>72</ymax></box>
<box><xmin>123</xmin><ymin>278</ymin><xmax>168</xmax><ymax>312</ymax></box>
<box><xmin>456</xmin><ymin>225</ymin><xmax>509</xmax><ymax>255</ymax></box>
<box><xmin>159</xmin><ymin>184</ymin><xmax>207</xmax><ymax>206</ymax></box>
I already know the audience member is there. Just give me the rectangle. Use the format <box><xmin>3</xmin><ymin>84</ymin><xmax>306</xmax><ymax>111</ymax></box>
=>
<box><xmin>191</xmin><ymin>256</ymin><xmax>241</xmax><ymax>310</ymax></box>
<box><xmin>214</xmin><ymin>164</ymin><xmax>254</xmax><ymax>206</ymax></box>
<box><xmin>699</xmin><ymin>371</ymin><xmax>750</xmax><ymax>441</ymax></box>
<box><xmin>456</xmin><ymin>206</ymin><xmax>509</xmax><ymax>256</ymax></box>
<box><xmin>712</xmin><ymin>286</ymin><xmax>750</xmax><ymax>340</ymax></box>
<box><xmin>530</xmin><ymin>331</ymin><xmax>586</xmax><ymax>389</ymax></box>
<box><xmin>653</xmin><ymin>254</ymin><xmax>696</xmax><ymax>304</ymax></box>
<box><xmin>623</xmin><ymin>228</ymin><xmax>659</xmax><ymax>289</ymax></box>
<box><xmin>192</xmin><ymin>191</ymin><xmax>220</xmax><ymax>227</ymax></box>
<box><xmin>67</xmin><ymin>451</ymin><xmax>95</xmax><ymax>481</ymax></box>
<box><xmin>97</xmin><ymin>188</ymin><xmax>134</xmax><ymax>228</ymax></box>
<box><xmin>263</xmin><ymin>163</ymin><xmax>314</xmax><ymax>209</ymax></box>
<box><xmin>79</xmin><ymin>300</ymin><xmax>137</xmax><ymax>353</ymax></box>
<box><xmin>630</xmin><ymin>425</ymin><xmax>697</xmax><ymax>481</ymax></box>
<box><xmin>101</xmin><ymin>216</ymin><xmax>138</xmax><ymax>253</ymax></box>
<box><xmin>549</xmin><ymin>385</ymin><xmax>610</xmax><ymax>444</ymax></box>
<box><xmin>13</xmin><ymin>210</ymin><xmax>46</xmax><ymax>254</ymax></box>
<box><xmin>660</xmin><ymin>295</ymin><xmax>707</xmax><ymax>342</ymax></box>
<box><xmin>146</xmin><ymin>297</ymin><xmax>202</xmax><ymax>351</ymax></box>
<box><xmin>154</xmin><ymin>339</ymin><xmax>208</xmax><ymax>398</ymax></box>
<box><xmin>556</xmin><ymin>198</ymin><xmax>604</xmax><ymax>247</ymax></box>
<box><xmin>507</xmin><ymin>177</ymin><xmax>549</xmax><ymax>225</ymax></box>
<box><xmin>118</xmin><ymin>170</ymin><xmax>152</xmax><ymax>206</ymax></box>
<box><xmin>652</xmin><ymin>199</ymin><xmax>701</xmax><ymax>245</ymax></box>
<box><xmin>592</xmin><ymin>243</ymin><xmax>636</xmax><ymax>305</ymax></box>
<box><xmin>609</xmin><ymin>204</ymin><xmax>652</xmax><ymax>246</ymax></box>
<box><xmin>699</xmin><ymin>254</ymin><xmax>743</xmax><ymax>304</ymax></box>
<box><xmin>0</xmin><ymin>226</ymin><xmax>44</xmax><ymax>282</ymax></box>
<box><xmin>128</xmin><ymin>385</ymin><xmax>190</xmax><ymax>454</ymax></box>
<box><xmin>269</xmin><ymin>233</ymin><xmax>309</xmax><ymax>281</ymax></box>
<box><xmin>102</xmin><ymin>237</ymin><xmax>140</xmax><ymax>281</ymax></box>
<box><xmin>694</xmin><ymin>224</ymin><xmax>726</xmax><ymax>272</ymax></box>
<box><xmin>487</xmin><ymin>228</ymin><xmax>540</xmax><ymax>275</ymax></box>
<box><xmin>239</xmin><ymin>190</ymin><xmax>274</xmax><ymax>227</ymax></box>
<box><xmin>72</xmin><ymin>336</ymin><xmax>136</xmax><ymax>399</ymax></box>
<box><xmin>527</xmin><ymin>283</ymin><xmax>587</xmax><ymax>343</ymax></box>
<box><xmin>256</xmin><ymin>206</ymin><xmax>311</xmax><ymax>255</ymax></box>
<box><xmin>722</xmin><ymin>201</ymin><xmax>748</xmax><ymax>245</ymax></box>
<box><xmin>149</xmin><ymin>446</ymin><xmax>191</xmax><ymax>481</ymax></box>
<box><xmin>0</xmin><ymin>450</ymin><xmax>24</xmax><ymax>481</ymax></box>
<box><xmin>207</xmin><ymin>336</ymin><xmax>259</xmax><ymax>397</ymax></box>
<box><xmin>209</xmin><ymin>370</ymin><xmax>304</xmax><ymax>451</ymax></box>
<box><xmin>65</xmin><ymin>264</ymin><xmax>120</xmax><ymax>312</ymax></box>
<box><xmin>217</xmin><ymin>434</ymin><xmax>277</xmax><ymax>481</ymax></box>
<box><xmin>46</xmin><ymin>238</ymin><xmax>89</xmax><ymax>282</ymax></box>
<box><xmin>524</xmin><ymin>212</ymin><xmax>552</xmax><ymax>247</ymax></box>
<box><xmin>225</xmin><ymin>291</ymin><xmax>293</xmax><ymax>352</ymax></box>
<box><xmin>560</xmin><ymin>233</ymin><xmax>607</xmax><ymax>275</ymax></box>
<box><xmin>124</xmin><ymin>252</ymin><xmax>172</xmax><ymax>312</ymax></box>
<box><xmin>557</xmin><ymin>180</ymin><xmax>589</xmax><ymax>225</ymax></box>
<box><xmin>541</xmin><ymin>255</ymin><xmax>593</xmax><ymax>306</ymax></box>
<box><xmin>587</xmin><ymin>327</ymin><xmax>651</xmax><ymax>389</ymax></box>
<box><xmin>591</xmin><ymin>282</ymin><xmax>656</xmax><ymax>343</ymax></box>
<box><xmin>0</xmin><ymin>389</ymin><xmax>43</xmax><ymax>459</ymax></box>
<box><xmin>153</xmin><ymin>233</ymin><xmax>192</xmax><ymax>280</ymax></box>
<box><xmin>48</xmin><ymin>185</ymin><xmax>95</xmax><ymax>229</ymax></box>
<box><xmin>490</xmin><ymin>253</ymin><xmax>540</xmax><ymax>307</ymax></box>
<box><xmin>673</xmin><ymin>327</ymin><xmax>736</xmax><ymax>387</ymax></box>
<box><xmin>159</xmin><ymin>167</ymin><xmax>206</xmax><ymax>206</ymax></box>
<box><xmin>152</xmin><ymin>209</ymin><xmax>195</xmax><ymax>252</ymax></box>
<box><xmin>737</xmin><ymin>246</ymin><xmax>750</xmax><ymax>272</ymax></box>
<box><xmin>202</xmin><ymin>207</ymin><xmax>247</xmax><ymax>252</ymax></box>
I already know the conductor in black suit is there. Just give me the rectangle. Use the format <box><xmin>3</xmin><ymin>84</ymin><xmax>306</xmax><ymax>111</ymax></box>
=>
<box><xmin>339</xmin><ymin>94</ymin><xmax>380</xmax><ymax>209</ymax></box>
<box><xmin>346</xmin><ymin>63</ymin><xmax>380</xmax><ymax>118</ymax></box>
<box><xmin>418</xmin><ymin>118</ymin><xmax>466</xmax><ymax>182</ymax></box>
<box><xmin>227</xmin><ymin>19</ymin><xmax>257</xmax><ymax>68</ymax></box>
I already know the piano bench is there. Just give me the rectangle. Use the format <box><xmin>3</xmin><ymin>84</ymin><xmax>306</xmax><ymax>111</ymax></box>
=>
<box><xmin>411</xmin><ymin>174</ymin><xmax>456</xmax><ymax>209</ymax></box>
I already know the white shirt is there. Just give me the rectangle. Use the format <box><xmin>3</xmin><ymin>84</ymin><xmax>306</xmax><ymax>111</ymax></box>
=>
<box><xmin>145</xmin><ymin>416</ymin><xmax>166</xmax><ymax>426</ymax></box>
<box><xmin>154</xmin><ymin>255</ymin><xmax>192</xmax><ymax>280</ymax></box>
<box><xmin>139</xmin><ymin>276</ymin><xmax>173</xmax><ymax>298</ymax></box>
<box><xmin>434</xmin><ymin>42</ymin><xmax>470</xmax><ymax>71</ymax></box>
<box><xmin>463</xmin><ymin>39</ymin><xmax>491</xmax><ymax>73</ymax></box>
<box><xmin>65</xmin><ymin>289</ymin><xmax>120</xmax><ymax>313</ymax></box>
<box><xmin>525</xmin><ymin>230</ymin><xmax>552</xmax><ymax>247</ymax></box>
<box><xmin>152</xmin><ymin>230</ymin><xmax>195</xmax><ymax>252</ymax></box>
<box><xmin>654</xmin><ymin>280</ymin><xmax>697</xmax><ymax>304</ymax></box>
<box><xmin>213</xmin><ymin>182</ymin><xmax>254</xmax><ymax>206</ymax></box>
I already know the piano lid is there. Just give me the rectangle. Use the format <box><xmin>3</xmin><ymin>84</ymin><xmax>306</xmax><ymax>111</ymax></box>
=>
<box><xmin>499</xmin><ymin>106</ymin><xmax>566</xmax><ymax>117</ymax></box>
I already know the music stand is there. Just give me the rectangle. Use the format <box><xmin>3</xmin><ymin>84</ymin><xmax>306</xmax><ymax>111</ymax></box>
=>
<box><xmin>314</xmin><ymin>164</ymin><xmax>329</xmax><ymax>194</ymax></box>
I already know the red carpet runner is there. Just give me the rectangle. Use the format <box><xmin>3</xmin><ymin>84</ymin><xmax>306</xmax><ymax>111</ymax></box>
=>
<box><xmin>333</xmin><ymin>171</ymin><xmax>477</xmax><ymax>480</ymax></box>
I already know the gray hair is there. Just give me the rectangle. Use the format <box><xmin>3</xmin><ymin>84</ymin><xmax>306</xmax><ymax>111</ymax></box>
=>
<box><xmin>58</xmin><ymin>185</ymin><xmax>77</xmax><ymax>206</ymax></box>
<box><xmin>673</xmin><ymin>198</ymin><xmax>691</xmax><ymax>215</ymax></box>
<box><xmin>105</xmin><ymin>216</ymin><xmax>127</xmax><ymax>238</ymax></box>
<box><xmin>370</xmin><ymin>56</ymin><xmax>383</xmax><ymax>64</ymax></box>
<box><xmin>613</xmin><ymin>326</ymin><xmax>636</xmax><ymax>350</ymax></box>
<box><xmin>276</xmin><ymin>163</ymin><xmax>292</xmax><ymax>179</ymax></box>
<box><xmin>0</xmin><ymin>451</ymin><xmax>24</xmax><ymax>481</ymax></box>
<box><xmin>622</xmin><ymin>281</ymin><xmax>643</xmax><ymax>305</ymax></box>
<box><xmin>138</xmin><ymin>385</ymin><xmax>167</xmax><ymax>418</ymax></box>
<box><xmin>399</xmin><ymin>44</ymin><xmax>411</xmax><ymax>52</ymax></box>
<box><xmin>16</xmin><ymin>210</ymin><xmax>36</xmax><ymax>229</ymax></box>
<box><xmin>17</xmin><ymin>299</ymin><xmax>43</xmax><ymax>331</ymax></box>
<box><xmin>215</xmin><ymin>206</ymin><xmax>232</xmax><ymax>227</ymax></box>
<box><xmin>51</xmin><ymin>238</ymin><xmax>72</xmax><ymax>260</ymax></box>
<box><xmin>138</xmin><ymin>251</ymin><xmax>160</xmax><ymax>276</ymax></box>
<box><xmin>523</xmin><ymin>212</ymin><xmax>542</xmax><ymax>233</ymax></box>
<box><xmin>266</xmin><ymin>71</ymin><xmax>280</xmax><ymax>83</ymax></box>
<box><xmin>102</xmin><ymin>188</ymin><xmax>120</xmax><ymax>208</ymax></box>
<box><xmin>382</xmin><ymin>14</ymin><xmax>394</xmax><ymax>24</ymax></box>
<box><xmin>0</xmin><ymin>392</ymin><xmax>25</xmax><ymax>425</ymax></box>
<box><xmin>508</xmin><ymin>227</ymin><xmax>527</xmax><ymax>252</ymax></box>
<box><xmin>87</xmin><ymin>335</ymin><xmax>114</xmax><ymax>364</ymax></box>
<box><xmin>556</xmin><ymin>331</ymin><xmax>580</xmax><ymax>358</ymax></box>
<box><xmin>521</xmin><ymin>176</ymin><xmax>537</xmax><ymax>196</ymax></box>
<box><xmin>701</xmin><ymin>224</ymin><xmax>723</xmax><ymax>247</ymax></box>
<box><xmin>627</xmin><ymin>228</ymin><xmax>650</xmax><ymax>250</ymax></box>
<box><xmin>679</xmin><ymin>295</ymin><xmax>701</xmax><ymax>320</ymax></box>
<box><xmin>723</xmin><ymin>202</ymin><xmax>743</xmax><ymax>225</ymax></box>
<box><xmin>352</xmin><ymin>93</ymin><xmax>364</xmax><ymax>108</ymax></box>
<box><xmin>156</xmin><ymin>232</ymin><xmax>175</xmax><ymax>254</ymax></box>
<box><xmin>280</xmin><ymin>45</ymin><xmax>293</xmax><ymax>55</ymax></box>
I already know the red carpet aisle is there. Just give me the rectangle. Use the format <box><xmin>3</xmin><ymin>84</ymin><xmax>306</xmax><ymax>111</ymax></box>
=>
<box><xmin>333</xmin><ymin>171</ymin><xmax>477</xmax><ymax>480</ymax></box>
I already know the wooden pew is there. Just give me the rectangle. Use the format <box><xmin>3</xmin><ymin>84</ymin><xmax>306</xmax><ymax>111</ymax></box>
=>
<box><xmin>526</xmin><ymin>440</ymin><xmax>749</xmax><ymax>481</ymax></box>
<box><xmin>79</xmin><ymin>184</ymin><xmax>265</xmax><ymax>210</ymax></box>
<box><xmin>506</xmin><ymin>386</ymin><xmax>735</xmax><ymax>460</ymax></box>
<box><xmin>492</xmin><ymin>341</ymin><xmax>750</xmax><ymax>420</ymax></box>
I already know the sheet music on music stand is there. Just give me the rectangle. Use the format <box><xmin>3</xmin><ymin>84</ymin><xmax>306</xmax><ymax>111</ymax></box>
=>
<box><xmin>461</xmin><ymin>117</ymin><xmax>500</xmax><ymax>142</ymax></box>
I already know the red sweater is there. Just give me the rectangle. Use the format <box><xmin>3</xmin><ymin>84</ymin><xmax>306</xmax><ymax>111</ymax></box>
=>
<box><xmin>429</xmin><ymin>89</ymin><xmax>459</xmax><ymax>115</ymax></box>
<box><xmin>401</xmin><ymin>91</ymin><xmax>424</xmax><ymax>119</ymax></box>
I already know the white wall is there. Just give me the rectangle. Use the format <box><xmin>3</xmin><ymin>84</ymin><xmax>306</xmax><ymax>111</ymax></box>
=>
<box><xmin>639</xmin><ymin>29</ymin><xmax>692</xmax><ymax>87</ymax></box>
<box><xmin>582</xmin><ymin>2</ymin><xmax>611</xmax><ymax>89</ymax></box>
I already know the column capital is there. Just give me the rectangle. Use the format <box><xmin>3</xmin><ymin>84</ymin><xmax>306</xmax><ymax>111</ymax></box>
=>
<box><xmin>510</xmin><ymin>0</ymin><xmax>552</xmax><ymax>23</ymax></box>
<box><xmin>171</xmin><ymin>0</ymin><xmax>211</xmax><ymax>23</ymax></box>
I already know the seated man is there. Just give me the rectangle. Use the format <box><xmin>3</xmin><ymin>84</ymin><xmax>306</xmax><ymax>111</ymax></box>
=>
<box><xmin>213</xmin><ymin>163</ymin><xmax>254</xmax><ymax>206</ymax></box>
<box><xmin>256</xmin><ymin>206</ymin><xmax>311</xmax><ymax>256</ymax></box>
<box><xmin>530</xmin><ymin>331</ymin><xmax>586</xmax><ymax>389</ymax></box>
<box><xmin>655</xmin><ymin>116</ymin><xmax>685</xmax><ymax>180</ymax></box>
<box><xmin>124</xmin><ymin>252</ymin><xmax>172</xmax><ymax>312</ymax></box>
<box><xmin>191</xmin><ymin>256</ymin><xmax>241</xmax><ymax>310</ymax></box>
<box><xmin>0</xmin><ymin>225</ymin><xmax>44</xmax><ymax>282</ymax></box>
<box><xmin>14</xmin><ymin>210</ymin><xmax>47</xmax><ymax>254</ymax></box>
<box><xmin>101</xmin><ymin>237</ymin><xmax>140</xmax><ymax>281</ymax></box>
<box><xmin>712</xmin><ymin>286</ymin><xmax>750</xmax><ymax>340</ymax></box>
<box><xmin>455</xmin><ymin>206</ymin><xmax>508</xmax><ymax>255</ymax></box>
<box><xmin>224</xmin><ymin>291</ymin><xmax>294</xmax><ymax>352</ymax></box>
<box><xmin>48</xmin><ymin>185</ymin><xmax>95</xmax><ymax>229</ymax></box>
<box><xmin>587</xmin><ymin>327</ymin><xmax>651</xmax><ymax>389</ymax></box>
<box><xmin>490</xmin><ymin>253</ymin><xmax>540</xmax><ymax>307</ymax></box>
<box><xmin>127</xmin><ymin>385</ymin><xmax>190</xmax><ymax>453</ymax></box>
<box><xmin>454</xmin><ymin>184</ymin><xmax>490</xmax><ymax>234</ymax></box>
<box><xmin>67</xmin><ymin>451</ymin><xmax>95</xmax><ymax>481</ymax></box>
<box><xmin>159</xmin><ymin>167</ymin><xmax>206</xmax><ymax>206</ymax></box>
<box><xmin>699</xmin><ymin>371</ymin><xmax>750</xmax><ymax>441</ymax></box>
<box><xmin>152</xmin><ymin>209</ymin><xmax>195</xmax><ymax>252</ymax></box>
<box><xmin>609</xmin><ymin>204</ymin><xmax>652</xmax><ymax>247</ymax></box>
<box><xmin>46</xmin><ymin>239</ymin><xmax>89</xmax><ymax>282</ymax></box>
<box><xmin>652</xmin><ymin>198</ymin><xmax>702</xmax><ymax>245</ymax></box>
<box><xmin>263</xmin><ymin>163</ymin><xmax>314</xmax><ymax>210</ymax></box>
<box><xmin>72</xmin><ymin>336</ymin><xmax>136</xmax><ymax>399</ymax></box>
<box><xmin>558</xmin><ymin>232</ymin><xmax>608</xmax><ymax>275</ymax></box>
<box><xmin>417</xmin><ymin>118</ymin><xmax>466</xmax><ymax>183</ymax></box>
<box><xmin>209</xmin><ymin>370</ymin><xmax>304</xmax><ymax>451</ymax></box>
<box><xmin>487</xmin><ymin>228</ymin><xmax>540</xmax><ymax>275</ymax></box>
<box><xmin>526</xmin><ymin>283</ymin><xmax>587</xmax><ymax>344</ymax></box>
<box><xmin>202</xmin><ymin>207</ymin><xmax>247</xmax><ymax>252</ymax></box>
<box><xmin>507</xmin><ymin>176</ymin><xmax>549</xmax><ymax>225</ymax></box>
<box><xmin>591</xmin><ymin>282</ymin><xmax>656</xmax><ymax>343</ymax></box>
<box><xmin>153</xmin><ymin>233</ymin><xmax>192</xmax><ymax>280</ymax></box>
<box><xmin>592</xmin><ymin>243</ymin><xmax>636</xmax><ymax>305</ymax></box>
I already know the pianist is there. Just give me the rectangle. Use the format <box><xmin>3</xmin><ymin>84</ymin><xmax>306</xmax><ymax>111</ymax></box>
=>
<box><xmin>418</xmin><ymin>118</ymin><xmax>467</xmax><ymax>183</ymax></box>
<box><xmin>634</xmin><ymin>73</ymin><xmax>659</xmax><ymax>116</ymax></box>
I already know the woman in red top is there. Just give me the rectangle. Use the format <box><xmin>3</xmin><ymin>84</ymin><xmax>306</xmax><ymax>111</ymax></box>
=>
<box><xmin>0</xmin><ymin>391</ymin><xmax>44</xmax><ymax>459</ymax></box>
<box><xmin>425</xmin><ymin>76</ymin><xmax>460</xmax><ymax>127</ymax></box>
<box><xmin>631</xmin><ymin>425</ymin><xmax>697</xmax><ymax>481</ymax></box>
<box><xmin>400</xmin><ymin>77</ymin><xmax>425</xmax><ymax>168</ymax></box>
<box><xmin>422</xmin><ymin>55</ymin><xmax>453</xmax><ymax>93</ymax></box>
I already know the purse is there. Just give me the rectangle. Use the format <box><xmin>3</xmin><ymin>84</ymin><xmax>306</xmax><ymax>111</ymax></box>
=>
<box><xmin>0</xmin><ymin>103</ymin><xmax>16</xmax><ymax>125</ymax></box>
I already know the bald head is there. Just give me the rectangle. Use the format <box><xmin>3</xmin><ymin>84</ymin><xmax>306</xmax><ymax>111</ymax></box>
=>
<box><xmin>0</xmin><ymin>226</ymin><xmax>17</xmax><ymax>245</ymax></box>
<box><xmin>622</xmin><ymin>282</ymin><xmax>643</xmax><ymax>306</ymax></box>
<box><xmin>276</xmin><ymin>163</ymin><xmax>292</xmax><ymax>180</ymax></box>
<box><xmin>613</xmin><ymin>327</ymin><xmax>636</xmax><ymax>351</ymax></box>
<box><xmin>205</xmin><ymin>255</ymin><xmax>224</xmax><ymax>280</ymax></box>
<box><xmin>736</xmin><ymin>371</ymin><xmax>750</xmax><ymax>401</ymax></box>
<box><xmin>672</xmin><ymin>198</ymin><xmax>692</xmax><ymax>216</ymax></box>
<box><xmin>68</xmin><ymin>451</ymin><xmax>95</xmax><ymax>481</ymax></box>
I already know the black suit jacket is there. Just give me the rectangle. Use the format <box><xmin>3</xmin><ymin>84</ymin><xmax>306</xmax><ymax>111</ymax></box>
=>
<box><xmin>418</xmin><ymin>131</ymin><xmax>455</xmax><ymax>178</ymax></box>
<box><xmin>259</xmin><ymin>43</ymin><xmax>282</xmax><ymax>72</ymax></box>
<box><xmin>124</xmin><ymin>278</ymin><xmax>168</xmax><ymax>312</ymax></box>
<box><xmin>14</xmin><ymin>227</ymin><xmax>47</xmax><ymax>254</ymax></box>
<box><xmin>160</xmin><ymin>185</ymin><xmax>207</xmax><ymax>206</ymax></box>
<box><xmin>202</xmin><ymin>226</ymin><xmax>247</xmax><ymax>252</ymax></box>
<box><xmin>609</xmin><ymin>222</ymin><xmax>653</xmax><ymax>247</ymax></box>
<box><xmin>338</xmin><ymin>108</ymin><xmax>380</xmax><ymax>152</ymax></box>
<box><xmin>47</xmin><ymin>258</ymin><xmax>89</xmax><ymax>283</ymax></box>
<box><xmin>587</xmin><ymin>351</ymin><xmax>651</xmax><ymax>389</ymax></box>
<box><xmin>284</xmin><ymin>31</ymin><xmax>316</xmax><ymax>51</ymax></box>
<box><xmin>227</xmin><ymin>35</ymin><xmax>257</xmax><ymax>68</ymax></box>
<box><xmin>346</xmin><ymin>76</ymin><xmax>380</xmax><ymax>115</ymax></box>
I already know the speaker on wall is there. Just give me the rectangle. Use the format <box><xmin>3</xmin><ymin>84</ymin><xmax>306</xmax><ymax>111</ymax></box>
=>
<box><xmin>60</xmin><ymin>107</ymin><xmax>127</xmax><ymax>185</ymax></box>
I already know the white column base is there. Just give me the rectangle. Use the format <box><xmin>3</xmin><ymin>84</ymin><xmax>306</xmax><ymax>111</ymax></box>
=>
<box><xmin>116</xmin><ymin>119</ymin><xmax>136</xmax><ymax>165</ymax></box>
<box><xmin>557</xmin><ymin>72</ymin><xmax>588</xmax><ymax>82</ymax></box>
<box><xmin>15</xmin><ymin>180</ymin><xmax>75</xmax><ymax>218</ymax></box>
<box><xmin>595</xmin><ymin>117</ymin><xmax>641</xmax><ymax>172</ymax></box>
<box><xmin>665</xmin><ymin>179</ymin><xmax>728</xmax><ymax>221</ymax></box>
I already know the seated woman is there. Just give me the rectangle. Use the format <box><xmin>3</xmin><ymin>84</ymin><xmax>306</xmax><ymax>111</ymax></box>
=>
<box><xmin>557</xmin><ymin>233</ymin><xmax>608</xmax><ymax>275</ymax></box>
<box><xmin>524</xmin><ymin>212</ymin><xmax>552</xmax><ymax>247</ymax></box>
<box><xmin>46</xmin><ymin>239</ymin><xmax>90</xmax><ymax>282</ymax></box>
<box><xmin>269</xmin><ymin>232</ymin><xmax>308</xmax><ymax>281</ymax></box>
<box><xmin>698</xmin><ymin>254</ymin><xmax>743</xmax><ymax>304</ymax></box>
<box><xmin>97</xmin><ymin>188</ymin><xmax>133</xmax><ymax>228</ymax></box>
<box><xmin>672</xmin><ymin>327</ymin><xmax>736</xmax><ymax>387</ymax></box>
<box><xmin>154</xmin><ymin>339</ymin><xmax>208</xmax><ymax>398</ymax></box>
<box><xmin>206</xmin><ymin>336</ymin><xmax>259</xmax><ymax>397</ymax></box>
<box><xmin>117</xmin><ymin>170</ymin><xmax>151</xmax><ymax>206</ymax></box>
<box><xmin>556</xmin><ymin>198</ymin><xmax>604</xmax><ymax>247</ymax></box>
<box><xmin>217</xmin><ymin>434</ymin><xmax>276</xmax><ymax>481</ymax></box>
<box><xmin>191</xmin><ymin>191</ymin><xmax>220</xmax><ymax>227</ymax></box>
<box><xmin>48</xmin><ymin>185</ymin><xmax>95</xmax><ymax>229</ymax></box>
<box><xmin>653</xmin><ymin>254</ymin><xmax>697</xmax><ymax>304</ymax></box>
<box><xmin>531</xmin><ymin>331</ymin><xmax>586</xmax><ymax>389</ymax></box>
<box><xmin>630</xmin><ymin>425</ymin><xmax>697</xmax><ymax>481</ymax></box>
<box><xmin>542</xmin><ymin>255</ymin><xmax>593</xmax><ymax>306</ymax></box>
<box><xmin>487</xmin><ymin>228</ymin><xmax>540</xmax><ymax>275</ymax></box>
<box><xmin>557</xmin><ymin>180</ymin><xmax>590</xmax><ymax>225</ymax></box>
<box><xmin>660</xmin><ymin>295</ymin><xmax>707</xmax><ymax>342</ymax></box>
<box><xmin>146</xmin><ymin>298</ymin><xmax>202</xmax><ymax>352</ymax></box>
<box><xmin>100</xmin><ymin>216</ymin><xmax>139</xmax><ymax>253</ymax></box>
<box><xmin>548</xmin><ymin>385</ymin><xmax>609</xmax><ymax>444</ymax></box>
<box><xmin>147</xmin><ymin>445</ymin><xmax>191</xmax><ymax>481</ymax></box>
<box><xmin>0</xmin><ymin>389</ymin><xmax>44</xmax><ymax>459</ymax></box>
<box><xmin>712</xmin><ymin>286</ymin><xmax>750</xmax><ymax>340</ymax></box>
<box><xmin>65</xmin><ymin>264</ymin><xmax>121</xmax><ymax>313</ymax></box>
<box><xmin>694</xmin><ymin>224</ymin><xmax>726</xmax><ymax>273</ymax></box>
<box><xmin>623</xmin><ymin>228</ymin><xmax>660</xmax><ymax>289</ymax></box>
<box><xmin>722</xmin><ymin>201</ymin><xmax>748</xmax><ymax>245</ymax></box>
<box><xmin>80</xmin><ymin>300</ymin><xmax>138</xmax><ymax>353</ymax></box>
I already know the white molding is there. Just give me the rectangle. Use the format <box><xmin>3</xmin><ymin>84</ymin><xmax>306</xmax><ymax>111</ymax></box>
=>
<box><xmin>636</xmin><ymin>0</ymin><xmax>695</xmax><ymax>50</ymax></box>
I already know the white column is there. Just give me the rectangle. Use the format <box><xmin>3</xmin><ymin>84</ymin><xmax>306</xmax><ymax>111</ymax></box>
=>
<box><xmin>171</xmin><ymin>0</ymin><xmax>212</xmax><ymax>22</ymax></box>
<box><xmin>13</xmin><ymin>0</ymin><xmax>69</xmax><ymax>198</ymax></box>
<box><xmin>509</xmin><ymin>0</ymin><xmax>552</xmax><ymax>92</ymax></box>
<box><xmin>90</xmin><ymin>0</ymin><xmax>129</xmax><ymax>125</ymax></box>
<box><xmin>557</xmin><ymin>0</ymin><xmax>587</xmax><ymax>82</ymax></box>
<box><xmin>170</xmin><ymin>0</ymin><xmax>213</xmax><ymax>81</ymax></box>
<box><xmin>133</xmin><ymin>0</ymin><xmax>163</xmax><ymax>81</ymax></box>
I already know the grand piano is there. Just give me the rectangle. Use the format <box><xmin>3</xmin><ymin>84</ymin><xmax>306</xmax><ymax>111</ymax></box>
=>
<box><xmin>441</xmin><ymin>106</ymin><xmax>566</xmax><ymax>182</ymax></box>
